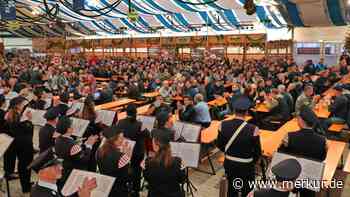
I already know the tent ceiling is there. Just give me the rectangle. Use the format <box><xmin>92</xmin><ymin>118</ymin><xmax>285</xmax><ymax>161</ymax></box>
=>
<box><xmin>0</xmin><ymin>0</ymin><xmax>348</xmax><ymax>38</ymax></box>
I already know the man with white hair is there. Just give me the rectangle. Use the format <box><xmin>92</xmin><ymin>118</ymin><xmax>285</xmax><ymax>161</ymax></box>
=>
<box><xmin>193</xmin><ymin>93</ymin><xmax>211</xmax><ymax>127</ymax></box>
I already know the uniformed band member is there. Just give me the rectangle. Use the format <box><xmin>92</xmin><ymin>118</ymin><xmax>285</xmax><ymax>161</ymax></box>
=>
<box><xmin>96</xmin><ymin>128</ymin><xmax>132</xmax><ymax>197</ymax></box>
<box><xmin>54</xmin><ymin>116</ymin><xmax>98</xmax><ymax>189</ymax></box>
<box><xmin>143</xmin><ymin>132</ymin><xmax>186</xmax><ymax>197</ymax></box>
<box><xmin>3</xmin><ymin>96</ymin><xmax>34</xmax><ymax>194</ymax></box>
<box><xmin>152</xmin><ymin>110</ymin><xmax>175</xmax><ymax>142</ymax></box>
<box><xmin>29</xmin><ymin>148</ymin><xmax>97</xmax><ymax>197</ymax></box>
<box><xmin>39</xmin><ymin>107</ymin><xmax>61</xmax><ymax>153</ymax></box>
<box><xmin>248</xmin><ymin>158</ymin><xmax>302</xmax><ymax>197</ymax></box>
<box><xmin>279</xmin><ymin>106</ymin><xmax>327</xmax><ymax>197</ymax></box>
<box><xmin>216</xmin><ymin>96</ymin><xmax>262</xmax><ymax>197</ymax></box>
<box><xmin>0</xmin><ymin>94</ymin><xmax>7</xmax><ymax>132</ymax></box>
<box><xmin>115</xmin><ymin>104</ymin><xmax>150</xmax><ymax>197</ymax></box>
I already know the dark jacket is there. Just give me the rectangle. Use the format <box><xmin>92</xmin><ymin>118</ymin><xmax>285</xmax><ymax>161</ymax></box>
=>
<box><xmin>329</xmin><ymin>95</ymin><xmax>349</xmax><ymax>120</ymax></box>
<box><xmin>144</xmin><ymin>157</ymin><xmax>186</xmax><ymax>197</ymax></box>
<box><xmin>39</xmin><ymin>124</ymin><xmax>56</xmax><ymax>153</ymax></box>
<box><xmin>279</xmin><ymin>128</ymin><xmax>327</xmax><ymax>161</ymax></box>
<box><xmin>116</xmin><ymin>118</ymin><xmax>149</xmax><ymax>165</ymax></box>
<box><xmin>179</xmin><ymin>104</ymin><xmax>196</xmax><ymax>123</ymax></box>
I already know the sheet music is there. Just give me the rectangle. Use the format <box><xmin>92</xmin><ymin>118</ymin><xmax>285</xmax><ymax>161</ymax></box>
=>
<box><xmin>66</xmin><ymin>102</ymin><xmax>85</xmax><ymax>116</ymax></box>
<box><xmin>96</xmin><ymin>110</ymin><xmax>116</xmax><ymax>126</ymax></box>
<box><xmin>70</xmin><ymin>117</ymin><xmax>90</xmax><ymax>137</ymax></box>
<box><xmin>173</xmin><ymin>121</ymin><xmax>185</xmax><ymax>141</ymax></box>
<box><xmin>44</xmin><ymin>93</ymin><xmax>53</xmax><ymax>109</ymax></box>
<box><xmin>181</xmin><ymin>123</ymin><xmax>201</xmax><ymax>142</ymax></box>
<box><xmin>269</xmin><ymin>152</ymin><xmax>325</xmax><ymax>192</ymax></box>
<box><xmin>21</xmin><ymin>108</ymin><xmax>47</xmax><ymax>126</ymax></box>
<box><xmin>137</xmin><ymin>115</ymin><xmax>156</xmax><ymax>131</ymax></box>
<box><xmin>61</xmin><ymin>169</ymin><xmax>115</xmax><ymax>197</ymax></box>
<box><xmin>2</xmin><ymin>92</ymin><xmax>18</xmax><ymax>111</ymax></box>
<box><xmin>170</xmin><ymin>142</ymin><xmax>201</xmax><ymax>168</ymax></box>
<box><xmin>0</xmin><ymin>134</ymin><xmax>14</xmax><ymax>158</ymax></box>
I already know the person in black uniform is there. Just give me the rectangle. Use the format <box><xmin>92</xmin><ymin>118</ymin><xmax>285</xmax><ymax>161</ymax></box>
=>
<box><xmin>216</xmin><ymin>96</ymin><xmax>262</xmax><ymax>197</ymax></box>
<box><xmin>177</xmin><ymin>96</ymin><xmax>196</xmax><ymax>123</ymax></box>
<box><xmin>247</xmin><ymin>158</ymin><xmax>302</xmax><ymax>197</ymax></box>
<box><xmin>39</xmin><ymin>107</ymin><xmax>61</xmax><ymax>153</ymax></box>
<box><xmin>28</xmin><ymin>88</ymin><xmax>46</xmax><ymax>110</ymax></box>
<box><xmin>0</xmin><ymin>94</ymin><xmax>7</xmax><ymax>132</ymax></box>
<box><xmin>54</xmin><ymin>116</ymin><xmax>98</xmax><ymax>189</ymax></box>
<box><xmin>3</xmin><ymin>96</ymin><xmax>34</xmax><ymax>194</ymax></box>
<box><xmin>54</xmin><ymin>93</ymin><xmax>70</xmax><ymax>116</ymax></box>
<box><xmin>29</xmin><ymin>149</ymin><xmax>97</xmax><ymax>197</ymax></box>
<box><xmin>115</xmin><ymin>104</ymin><xmax>149</xmax><ymax>197</ymax></box>
<box><xmin>279</xmin><ymin>106</ymin><xmax>327</xmax><ymax>197</ymax></box>
<box><xmin>96</xmin><ymin>128</ymin><xmax>133</xmax><ymax>197</ymax></box>
<box><xmin>151</xmin><ymin>110</ymin><xmax>175</xmax><ymax>142</ymax></box>
<box><xmin>143</xmin><ymin>132</ymin><xmax>186</xmax><ymax>197</ymax></box>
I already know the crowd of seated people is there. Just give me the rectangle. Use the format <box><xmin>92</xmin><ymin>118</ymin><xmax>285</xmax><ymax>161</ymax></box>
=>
<box><xmin>1</xmin><ymin>53</ymin><xmax>350</xmax><ymax>197</ymax></box>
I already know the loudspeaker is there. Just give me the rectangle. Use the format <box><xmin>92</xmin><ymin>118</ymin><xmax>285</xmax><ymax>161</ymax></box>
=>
<box><xmin>73</xmin><ymin>0</ymin><xmax>85</xmax><ymax>11</ymax></box>
<box><xmin>0</xmin><ymin>0</ymin><xmax>16</xmax><ymax>21</ymax></box>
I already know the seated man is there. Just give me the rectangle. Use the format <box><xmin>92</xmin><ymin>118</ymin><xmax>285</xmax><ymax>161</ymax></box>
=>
<box><xmin>177</xmin><ymin>96</ymin><xmax>196</xmax><ymax>123</ymax></box>
<box><xmin>262</xmin><ymin>89</ymin><xmax>291</xmax><ymax>129</ymax></box>
<box><xmin>159</xmin><ymin>80</ymin><xmax>172</xmax><ymax>103</ymax></box>
<box><xmin>295</xmin><ymin>85</ymin><xmax>320</xmax><ymax>115</ymax></box>
<box><xmin>193</xmin><ymin>93</ymin><xmax>211</xmax><ymax>128</ymax></box>
<box><xmin>279</xmin><ymin>107</ymin><xmax>327</xmax><ymax>197</ymax></box>
<box><xmin>324</xmin><ymin>84</ymin><xmax>349</xmax><ymax>128</ymax></box>
<box><xmin>146</xmin><ymin>95</ymin><xmax>170</xmax><ymax>116</ymax></box>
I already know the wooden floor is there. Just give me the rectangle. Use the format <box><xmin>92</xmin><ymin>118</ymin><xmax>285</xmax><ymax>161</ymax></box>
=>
<box><xmin>1</xmin><ymin>126</ymin><xmax>350</xmax><ymax>197</ymax></box>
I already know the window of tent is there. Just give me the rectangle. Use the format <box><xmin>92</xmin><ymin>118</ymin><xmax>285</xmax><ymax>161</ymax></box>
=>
<box><xmin>227</xmin><ymin>46</ymin><xmax>242</xmax><ymax>54</ymax></box>
<box><xmin>137</xmin><ymin>48</ymin><xmax>147</xmax><ymax>53</ymax></box>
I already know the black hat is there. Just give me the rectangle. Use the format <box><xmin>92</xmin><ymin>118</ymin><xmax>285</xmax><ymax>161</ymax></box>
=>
<box><xmin>156</xmin><ymin>111</ymin><xmax>170</xmax><ymax>127</ymax></box>
<box><xmin>56</xmin><ymin>116</ymin><xmax>72</xmax><ymax>134</ymax></box>
<box><xmin>126</xmin><ymin>104</ymin><xmax>137</xmax><ymax>117</ymax></box>
<box><xmin>152</xmin><ymin>128</ymin><xmax>171</xmax><ymax>145</ymax></box>
<box><xmin>9</xmin><ymin>96</ymin><xmax>26</xmax><ymax>109</ymax></box>
<box><xmin>43</xmin><ymin>107</ymin><xmax>60</xmax><ymax>120</ymax></box>
<box><xmin>299</xmin><ymin>106</ymin><xmax>318</xmax><ymax>127</ymax></box>
<box><xmin>102</xmin><ymin>125</ymin><xmax>122</xmax><ymax>139</ymax></box>
<box><xmin>272</xmin><ymin>158</ymin><xmax>301</xmax><ymax>182</ymax></box>
<box><xmin>28</xmin><ymin>148</ymin><xmax>63</xmax><ymax>173</ymax></box>
<box><xmin>232</xmin><ymin>96</ymin><xmax>251</xmax><ymax>111</ymax></box>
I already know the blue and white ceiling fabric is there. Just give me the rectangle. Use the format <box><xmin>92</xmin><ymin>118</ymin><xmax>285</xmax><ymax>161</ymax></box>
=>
<box><xmin>3</xmin><ymin>0</ymin><xmax>349</xmax><ymax>37</ymax></box>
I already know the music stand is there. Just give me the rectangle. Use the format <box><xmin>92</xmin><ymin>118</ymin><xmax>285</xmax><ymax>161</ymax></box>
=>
<box><xmin>184</xmin><ymin>167</ymin><xmax>197</xmax><ymax>197</ymax></box>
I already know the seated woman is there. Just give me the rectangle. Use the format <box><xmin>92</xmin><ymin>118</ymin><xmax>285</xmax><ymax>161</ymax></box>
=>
<box><xmin>96</xmin><ymin>128</ymin><xmax>132</xmax><ymax>197</ymax></box>
<box><xmin>144</xmin><ymin>133</ymin><xmax>186</xmax><ymax>197</ymax></box>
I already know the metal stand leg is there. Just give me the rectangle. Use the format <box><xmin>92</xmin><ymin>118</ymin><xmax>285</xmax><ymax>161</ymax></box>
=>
<box><xmin>184</xmin><ymin>168</ymin><xmax>197</xmax><ymax>197</ymax></box>
<box><xmin>6</xmin><ymin>178</ymin><xmax>10</xmax><ymax>197</ymax></box>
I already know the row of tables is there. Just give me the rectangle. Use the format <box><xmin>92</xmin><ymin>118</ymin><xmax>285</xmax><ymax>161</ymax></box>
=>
<box><xmin>94</xmin><ymin>74</ymin><xmax>350</xmax><ymax>188</ymax></box>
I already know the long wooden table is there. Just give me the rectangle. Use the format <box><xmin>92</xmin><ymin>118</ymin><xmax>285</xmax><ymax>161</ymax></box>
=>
<box><xmin>142</xmin><ymin>92</ymin><xmax>160</xmax><ymax>98</ymax></box>
<box><xmin>254</xmin><ymin>103</ymin><xmax>270</xmax><ymax>113</ymax></box>
<box><xmin>259</xmin><ymin>118</ymin><xmax>346</xmax><ymax>185</ymax></box>
<box><xmin>94</xmin><ymin>98</ymin><xmax>136</xmax><ymax>110</ymax></box>
<box><xmin>207</xmin><ymin>97</ymin><xmax>227</xmax><ymax>107</ymax></box>
<box><xmin>117</xmin><ymin>104</ymin><xmax>150</xmax><ymax>120</ymax></box>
